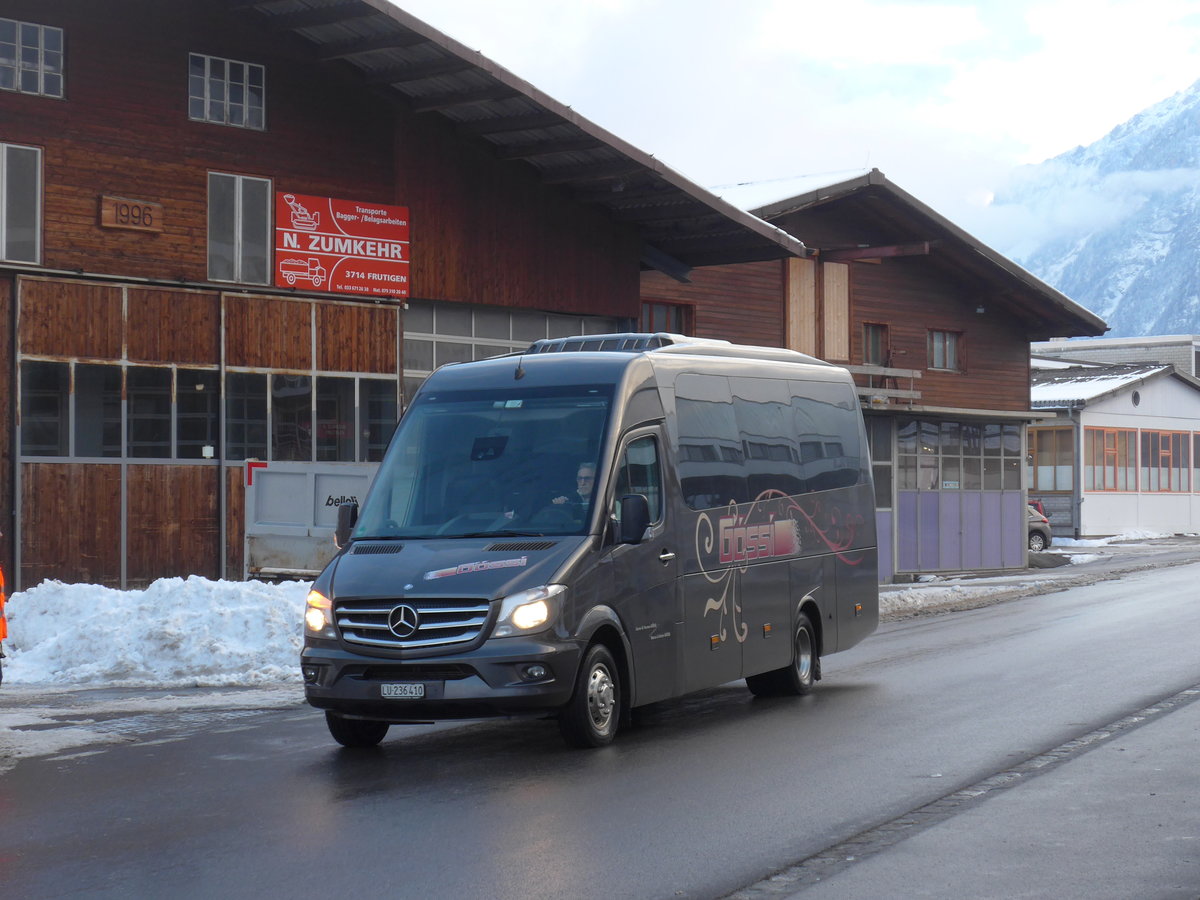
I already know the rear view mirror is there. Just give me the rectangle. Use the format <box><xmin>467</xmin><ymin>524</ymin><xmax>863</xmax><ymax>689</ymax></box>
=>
<box><xmin>616</xmin><ymin>494</ymin><xmax>650</xmax><ymax>544</ymax></box>
<box><xmin>334</xmin><ymin>501</ymin><xmax>359</xmax><ymax>549</ymax></box>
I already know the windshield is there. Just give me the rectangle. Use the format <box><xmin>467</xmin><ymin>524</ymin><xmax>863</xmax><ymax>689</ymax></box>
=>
<box><xmin>353</xmin><ymin>383</ymin><xmax>613</xmax><ymax>539</ymax></box>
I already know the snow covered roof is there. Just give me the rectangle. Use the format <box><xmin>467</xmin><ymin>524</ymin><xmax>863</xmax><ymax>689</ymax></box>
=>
<box><xmin>1030</xmin><ymin>363</ymin><xmax>1172</xmax><ymax>407</ymax></box>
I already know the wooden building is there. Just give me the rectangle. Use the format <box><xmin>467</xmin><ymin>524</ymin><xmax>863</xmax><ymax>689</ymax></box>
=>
<box><xmin>0</xmin><ymin>0</ymin><xmax>804</xmax><ymax>589</ymax></box>
<box><xmin>642</xmin><ymin>169</ymin><xmax>1108</xmax><ymax>579</ymax></box>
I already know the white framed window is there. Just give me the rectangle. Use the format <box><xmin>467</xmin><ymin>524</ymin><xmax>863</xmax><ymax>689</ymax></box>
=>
<box><xmin>1</xmin><ymin>142</ymin><xmax>41</xmax><ymax>263</ymax></box>
<box><xmin>928</xmin><ymin>329</ymin><xmax>962</xmax><ymax>372</ymax></box>
<box><xmin>189</xmin><ymin>53</ymin><xmax>265</xmax><ymax>129</ymax></box>
<box><xmin>0</xmin><ymin>18</ymin><xmax>64</xmax><ymax>98</ymax></box>
<box><xmin>208</xmin><ymin>172</ymin><xmax>270</xmax><ymax>284</ymax></box>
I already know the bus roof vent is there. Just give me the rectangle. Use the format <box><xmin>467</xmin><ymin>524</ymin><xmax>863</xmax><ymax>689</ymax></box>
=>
<box><xmin>526</xmin><ymin>333</ymin><xmax>732</xmax><ymax>354</ymax></box>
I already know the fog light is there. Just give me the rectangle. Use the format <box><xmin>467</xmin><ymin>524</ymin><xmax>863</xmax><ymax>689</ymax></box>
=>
<box><xmin>522</xmin><ymin>664</ymin><xmax>548</xmax><ymax>681</ymax></box>
<box><xmin>302</xmin><ymin>664</ymin><xmax>323</xmax><ymax>685</ymax></box>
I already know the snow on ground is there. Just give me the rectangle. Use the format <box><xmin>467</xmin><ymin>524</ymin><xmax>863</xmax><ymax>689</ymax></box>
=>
<box><xmin>0</xmin><ymin>531</ymin><xmax>1173</xmax><ymax>689</ymax></box>
<box><xmin>3</xmin><ymin>576</ymin><xmax>311</xmax><ymax>687</ymax></box>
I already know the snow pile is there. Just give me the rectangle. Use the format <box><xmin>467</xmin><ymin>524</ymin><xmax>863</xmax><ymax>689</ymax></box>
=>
<box><xmin>3</xmin><ymin>577</ymin><xmax>311</xmax><ymax>687</ymax></box>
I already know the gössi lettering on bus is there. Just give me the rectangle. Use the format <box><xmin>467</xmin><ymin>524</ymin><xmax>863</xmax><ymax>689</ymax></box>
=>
<box><xmin>719</xmin><ymin>516</ymin><xmax>799</xmax><ymax>564</ymax></box>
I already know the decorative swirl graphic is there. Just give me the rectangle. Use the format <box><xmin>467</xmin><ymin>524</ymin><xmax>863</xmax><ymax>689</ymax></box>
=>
<box><xmin>694</xmin><ymin>487</ymin><xmax>869</xmax><ymax>645</ymax></box>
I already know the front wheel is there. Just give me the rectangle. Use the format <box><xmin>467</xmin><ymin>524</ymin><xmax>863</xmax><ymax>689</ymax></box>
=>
<box><xmin>746</xmin><ymin>613</ymin><xmax>818</xmax><ymax>697</ymax></box>
<box><xmin>559</xmin><ymin>643</ymin><xmax>621</xmax><ymax>748</ymax></box>
<box><xmin>325</xmin><ymin>711</ymin><xmax>389</xmax><ymax>748</ymax></box>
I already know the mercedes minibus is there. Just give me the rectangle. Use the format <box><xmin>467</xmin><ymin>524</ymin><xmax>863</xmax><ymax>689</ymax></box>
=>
<box><xmin>302</xmin><ymin>334</ymin><xmax>878</xmax><ymax>748</ymax></box>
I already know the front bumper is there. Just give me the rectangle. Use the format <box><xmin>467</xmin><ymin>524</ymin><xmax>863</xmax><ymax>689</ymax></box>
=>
<box><xmin>301</xmin><ymin>635</ymin><xmax>581</xmax><ymax>722</ymax></box>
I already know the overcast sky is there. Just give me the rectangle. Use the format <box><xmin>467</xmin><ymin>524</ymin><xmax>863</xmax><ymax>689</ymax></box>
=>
<box><xmin>395</xmin><ymin>0</ymin><xmax>1200</xmax><ymax>246</ymax></box>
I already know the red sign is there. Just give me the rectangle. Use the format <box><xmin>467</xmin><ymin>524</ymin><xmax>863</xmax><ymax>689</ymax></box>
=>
<box><xmin>274</xmin><ymin>192</ymin><xmax>410</xmax><ymax>298</ymax></box>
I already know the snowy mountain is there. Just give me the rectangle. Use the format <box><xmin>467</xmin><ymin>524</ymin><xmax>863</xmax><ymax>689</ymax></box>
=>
<box><xmin>984</xmin><ymin>80</ymin><xmax>1200</xmax><ymax>337</ymax></box>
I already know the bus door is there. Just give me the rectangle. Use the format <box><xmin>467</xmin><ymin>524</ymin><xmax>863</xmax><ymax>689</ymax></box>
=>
<box><xmin>608</xmin><ymin>430</ymin><xmax>680</xmax><ymax>706</ymax></box>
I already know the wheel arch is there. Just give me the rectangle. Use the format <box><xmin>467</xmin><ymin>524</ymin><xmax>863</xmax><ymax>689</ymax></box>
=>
<box><xmin>576</xmin><ymin>606</ymin><xmax>634</xmax><ymax>725</ymax></box>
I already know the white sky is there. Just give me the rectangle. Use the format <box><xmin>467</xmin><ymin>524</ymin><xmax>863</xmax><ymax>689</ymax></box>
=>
<box><xmin>394</xmin><ymin>0</ymin><xmax>1200</xmax><ymax>241</ymax></box>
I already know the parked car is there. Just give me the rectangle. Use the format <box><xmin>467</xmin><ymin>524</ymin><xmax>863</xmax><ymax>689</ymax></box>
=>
<box><xmin>1028</xmin><ymin>505</ymin><xmax>1053</xmax><ymax>552</ymax></box>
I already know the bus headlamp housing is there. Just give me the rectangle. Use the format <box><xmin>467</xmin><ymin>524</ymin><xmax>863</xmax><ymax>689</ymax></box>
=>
<box><xmin>305</xmin><ymin>589</ymin><xmax>336</xmax><ymax>639</ymax></box>
<box><xmin>493</xmin><ymin>584</ymin><xmax>565</xmax><ymax>638</ymax></box>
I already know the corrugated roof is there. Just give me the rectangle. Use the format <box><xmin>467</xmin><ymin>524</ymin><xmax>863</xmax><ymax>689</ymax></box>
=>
<box><xmin>1030</xmin><ymin>363</ymin><xmax>1170</xmax><ymax>406</ymax></box>
<box><xmin>224</xmin><ymin>0</ymin><xmax>807</xmax><ymax>277</ymax></box>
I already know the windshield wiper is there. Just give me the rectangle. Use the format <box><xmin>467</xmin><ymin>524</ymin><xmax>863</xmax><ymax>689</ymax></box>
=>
<box><xmin>353</xmin><ymin>534</ymin><xmax>418</xmax><ymax>541</ymax></box>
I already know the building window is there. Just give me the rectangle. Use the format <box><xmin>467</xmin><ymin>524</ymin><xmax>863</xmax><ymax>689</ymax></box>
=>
<box><xmin>1084</xmin><ymin>427</ymin><xmax>1137</xmax><ymax>491</ymax></box>
<box><xmin>864</xmin><ymin>416</ymin><xmax>893</xmax><ymax>508</ymax></box>
<box><xmin>641</xmin><ymin>301</ymin><xmax>691</xmax><ymax>334</ymax></box>
<box><xmin>20</xmin><ymin>362</ymin><xmax>222</xmax><ymax>460</ymax></box>
<box><xmin>927</xmin><ymin>330</ymin><xmax>962</xmax><ymax>371</ymax></box>
<box><xmin>189</xmin><ymin>53</ymin><xmax>264</xmax><ymax>129</ymax></box>
<box><xmin>402</xmin><ymin>299</ymin><xmax>624</xmax><ymax>405</ymax></box>
<box><xmin>225</xmin><ymin>371</ymin><xmax>398</xmax><ymax>463</ymax></box>
<box><xmin>1028</xmin><ymin>427</ymin><xmax>1074</xmax><ymax>492</ymax></box>
<box><xmin>897</xmin><ymin>418</ymin><xmax>1021</xmax><ymax>491</ymax></box>
<box><xmin>19</xmin><ymin>360</ymin><xmax>68</xmax><ymax>456</ymax></box>
<box><xmin>1140</xmin><ymin>430</ymin><xmax>1189</xmax><ymax>492</ymax></box>
<box><xmin>0</xmin><ymin>19</ymin><xmax>64</xmax><ymax>98</ymax></box>
<box><xmin>1</xmin><ymin>143</ymin><xmax>41</xmax><ymax>263</ymax></box>
<box><xmin>1194</xmin><ymin>433</ymin><xmax>1200</xmax><ymax>492</ymax></box>
<box><xmin>863</xmin><ymin>323</ymin><xmax>889</xmax><ymax>366</ymax></box>
<box><xmin>208</xmin><ymin>172</ymin><xmax>270</xmax><ymax>284</ymax></box>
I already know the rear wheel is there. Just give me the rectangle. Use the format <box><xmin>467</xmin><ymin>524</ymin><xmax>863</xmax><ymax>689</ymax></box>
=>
<box><xmin>325</xmin><ymin>711</ymin><xmax>389</xmax><ymax>748</ymax></box>
<box><xmin>559</xmin><ymin>643</ymin><xmax>621</xmax><ymax>748</ymax></box>
<box><xmin>746</xmin><ymin>613</ymin><xmax>818</xmax><ymax>697</ymax></box>
<box><xmin>1029</xmin><ymin>531</ymin><xmax>1047</xmax><ymax>552</ymax></box>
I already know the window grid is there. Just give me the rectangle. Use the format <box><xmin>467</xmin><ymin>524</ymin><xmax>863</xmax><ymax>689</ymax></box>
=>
<box><xmin>897</xmin><ymin>418</ymin><xmax>1022</xmax><ymax>491</ymax></box>
<box><xmin>1027</xmin><ymin>426</ymin><xmax>1074</xmax><ymax>492</ymax></box>
<box><xmin>1140</xmin><ymin>430</ymin><xmax>1190</xmax><ymax>492</ymax></box>
<box><xmin>0</xmin><ymin>19</ymin><xmax>64</xmax><ymax>98</ymax></box>
<box><xmin>189</xmin><ymin>53</ymin><xmax>264</xmax><ymax>129</ymax></box>
<box><xmin>1084</xmin><ymin>427</ymin><xmax>1137</xmax><ymax>492</ymax></box>
<box><xmin>402</xmin><ymin>300</ymin><xmax>625</xmax><ymax>403</ymax></box>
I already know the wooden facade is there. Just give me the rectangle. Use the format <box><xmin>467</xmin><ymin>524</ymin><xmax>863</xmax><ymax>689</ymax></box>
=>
<box><xmin>3</xmin><ymin>0</ymin><xmax>699</xmax><ymax>588</ymax></box>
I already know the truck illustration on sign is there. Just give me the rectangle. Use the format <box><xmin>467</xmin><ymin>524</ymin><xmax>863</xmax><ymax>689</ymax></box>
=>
<box><xmin>279</xmin><ymin>257</ymin><xmax>326</xmax><ymax>287</ymax></box>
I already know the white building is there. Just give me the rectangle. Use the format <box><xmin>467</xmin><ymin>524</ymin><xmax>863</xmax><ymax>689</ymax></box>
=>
<box><xmin>1029</xmin><ymin>358</ymin><xmax>1200</xmax><ymax>537</ymax></box>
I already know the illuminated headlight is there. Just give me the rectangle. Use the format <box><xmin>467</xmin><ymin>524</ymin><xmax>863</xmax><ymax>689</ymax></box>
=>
<box><xmin>493</xmin><ymin>584</ymin><xmax>565</xmax><ymax>638</ymax></box>
<box><xmin>305</xmin><ymin>589</ymin><xmax>336</xmax><ymax>638</ymax></box>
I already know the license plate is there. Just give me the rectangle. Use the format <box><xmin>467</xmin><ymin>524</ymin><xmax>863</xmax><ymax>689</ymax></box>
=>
<box><xmin>381</xmin><ymin>683</ymin><xmax>425</xmax><ymax>699</ymax></box>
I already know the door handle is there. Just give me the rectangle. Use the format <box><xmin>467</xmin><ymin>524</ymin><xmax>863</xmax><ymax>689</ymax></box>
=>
<box><xmin>658</xmin><ymin>550</ymin><xmax>676</xmax><ymax>563</ymax></box>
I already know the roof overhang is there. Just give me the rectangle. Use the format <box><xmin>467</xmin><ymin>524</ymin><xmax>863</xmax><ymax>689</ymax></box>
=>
<box><xmin>749</xmin><ymin>169</ymin><xmax>1108</xmax><ymax>340</ymax></box>
<box><xmin>222</xmin><ymin>0</ymin><xmax>807</xmax><ymax>279</ymax></box>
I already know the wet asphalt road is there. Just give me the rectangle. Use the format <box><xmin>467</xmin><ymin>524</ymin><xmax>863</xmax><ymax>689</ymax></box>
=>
<box><xmin>2</xmin><ymin>558</ymin><xmax>1199</xmax><ymax>900</ymax></box>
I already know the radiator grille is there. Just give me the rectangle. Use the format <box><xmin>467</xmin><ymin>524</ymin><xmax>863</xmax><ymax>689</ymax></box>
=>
<box><xmin>335</xmin><ymin>596</ymin><xmax>491</xmax><ymax>650</ymax></box>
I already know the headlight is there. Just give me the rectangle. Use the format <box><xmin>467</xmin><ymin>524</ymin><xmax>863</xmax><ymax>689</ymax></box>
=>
<box><xmin>493</xmin><ymin>584</ymin><xmax>565</xmax><ymax>638</ymax></box>
<box><xmin>305</xmin><ymin>589</ymin><xmax>336</xmax><ymax>638</ymax></box>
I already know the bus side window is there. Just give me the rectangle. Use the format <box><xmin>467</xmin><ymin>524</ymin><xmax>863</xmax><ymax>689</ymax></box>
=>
<box><xmin>615</xmin><ymin>436</ymin><xmax>663</xmax><ymax>523</ymax></box>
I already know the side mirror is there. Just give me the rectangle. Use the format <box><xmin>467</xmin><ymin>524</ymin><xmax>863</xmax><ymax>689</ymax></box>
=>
<box><xmin>334</xmin><ymin>501</ymin><xmax>359</xmax><ymax>549</ymax></box>
<box><xmin>616</xmin><ymin>494</ymin><xmax>650</xmax><ymax>544</ymax></box>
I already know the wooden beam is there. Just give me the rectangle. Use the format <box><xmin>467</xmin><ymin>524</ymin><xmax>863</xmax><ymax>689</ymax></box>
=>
<box><xmin>822</xmin><ymin>241</ymin><xmax>932</xmax><ymax>262</ymax></box>
<box><xmin>495</xmin><ymin>136</ymin><xmax>605</xmax><ymax>160</ymax></box>
<box><xmin>411</xmin><ymin>85</ymin><xmax>518</xmax><ymax>112</ymax></box>
<box><xmin>457</xmin><ymin>112</ymin><xmax>565</xmax><ymax>135</ymax></box>
<box><xmin>365</xmin><ymin>57</ymin><xmax>473</xmax><ymax>85</ymax></box>
<box><xmin>316</xmin><ymin>31</ymin><xmax>427</xmax><ymax>61</ymax></box>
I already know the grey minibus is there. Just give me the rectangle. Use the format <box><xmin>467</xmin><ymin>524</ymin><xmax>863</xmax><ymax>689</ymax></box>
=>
<box><xmin>302</xmin><ymin>334</ymin><xmax>878</xmax><ymax>748</ymax></box>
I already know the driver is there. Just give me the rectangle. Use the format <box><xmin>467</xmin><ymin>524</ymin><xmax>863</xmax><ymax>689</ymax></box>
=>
<box><xmin>551</xmin><ymin>462</ymin><xmax>596</xmax><ymax>518</ymax></box>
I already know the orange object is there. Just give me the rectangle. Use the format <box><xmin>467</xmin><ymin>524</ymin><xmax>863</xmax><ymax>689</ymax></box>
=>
<box><xmin>0</xmin><ymin>563</ymin><xmax>7</xmax><ymax>642</ymax></box>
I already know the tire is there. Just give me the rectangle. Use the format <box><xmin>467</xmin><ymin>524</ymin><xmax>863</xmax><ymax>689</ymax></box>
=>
<box><xmin>746</xmin><ymin>613</ymin><xmax>818</xmax><ymax>697</ymax></box>
<box><xmin>559</xmin><ymin>643</ymin><xmax>621</xmax><ymax>748</ymax></box>
<box><xmin>325</xmin><ymin>711</ymin><xmax>389</xmax><ymax>748</ymax></box>
<box><xmin>1029</xmin><ymin>531</ymin><xmax>1046</xmax><ymax>552</ymax></box>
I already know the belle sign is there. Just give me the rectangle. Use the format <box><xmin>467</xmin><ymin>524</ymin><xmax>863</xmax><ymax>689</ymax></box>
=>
<box><xmin>274</xmin><ymin>192</ymin><xmax>410</xmax><ymax>298</ymax></box>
